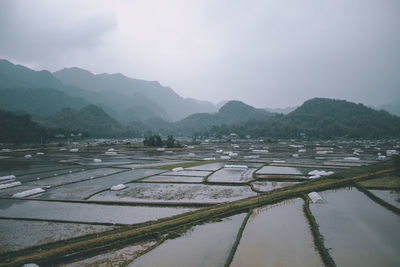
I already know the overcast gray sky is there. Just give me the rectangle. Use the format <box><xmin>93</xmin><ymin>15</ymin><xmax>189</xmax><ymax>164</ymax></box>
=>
<box><xmin>0</xmin><ymin>0</ymin><xmax>399</xmax><ymax>108</ymax></box>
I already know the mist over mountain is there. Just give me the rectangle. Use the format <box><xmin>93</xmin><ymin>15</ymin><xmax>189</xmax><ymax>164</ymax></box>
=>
<box><xmin>0</xmin><ymin>109</ymin><xmax>52</xmax><ymax>143</ymax></box>
<box><xmin>0</xmin><ymin>59</ymin><xmax>62</xmax><ymax>90</ymax></box>
<box><xmin>42</xmin><ymin>105</ymin><xmax>134</xmax><ymax>137</ymax></box>
<box><xmin>378</xmin><ymin>100</ymin><xmax>400</xmax><ymax>117</ymax></box>
<box><xmin>1</xmin><ymin>59</ymin><xmax>399</xmax><ymax>143</ymax></box>
<box><xmin>53</xmin><ymin>67</ymin><xmax>217</xmax><ymax>121</ymax></box>
<box><xmin>143</xmin><ymin>100</ymin><xmax>274</xmax><ymax>136</ymax></box>
<box><xmin>264</xmin><ymin>106</ymin><xmax>296</xmax><ymax>114</ymax></box>
<box><xmin>0</xmin><ymin>59</ymin><xmax>216</xmax><ymax>123</ymax></box>
<box><xmin>0</xmin><ymin>87</ymin><xmax>88</xmax><ymax>118</ymax></box>
<box><xmin>205</xmin><ymin>98</ymin><xmax>400</xmax><ymax>139</ymax></box>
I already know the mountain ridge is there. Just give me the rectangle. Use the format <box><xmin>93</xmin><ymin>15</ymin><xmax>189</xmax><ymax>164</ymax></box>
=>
<box><xmin>204</xmin><ymin>98</ymin><xmax>400</xmax><ymax>138</ymax></box>
<box><xmin>53</xmin><ymin>67</ymin><xmax>217</xmax><ymax>121</ymax></box>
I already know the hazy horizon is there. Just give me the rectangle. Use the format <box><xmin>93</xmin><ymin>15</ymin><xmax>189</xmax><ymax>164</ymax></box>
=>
<box><xmin>1</xmin><ymin>0</ymin><xmax>399</xmax><ymax>108</ymax></box>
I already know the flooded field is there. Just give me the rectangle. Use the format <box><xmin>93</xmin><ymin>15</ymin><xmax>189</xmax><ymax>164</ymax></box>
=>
<box><xmin>0</xmin><ymin>199</ymin><xmax>195</xmax><ymax>224</ymax></box>
<box><xmin>36</xmin><ymin>169</ymin><xmax>164</xmax><ymax>200</ymax></box>
<box><xmin>0</xmin><ymin>219</ymin><xmax>115</xmax><ymax>253</ymax></box>
<box><xmin>231</xmin><ymin>199</ymin><xmax>323</xmax><ymax>267</ymax></box>
<box><xmin>251</xmin><ymin>180</ymin><xmax>299</xmax><ymax>192</ymax></box>
<box><xmin>256</xmin><ymin>165</ymin><xmax>302</xmax><ymax>175</ymax></box>
<box><xmin>67</xmin><ymin>240</ymin><xmax>157</xmax><ymax>267</ymax></box>
<box><xmin>368</xmin><ymin>189</ymin><xmax>400</xmax><ymax>209</ymax></box>
<box><xmin>89</xmin><ymin>183</ymin><xmax>256</xmax><ymax>203</ymax></box>
<box><xmin>128</xmin><ymin>213</ymin><xmax>246</xmax><ymax>267</ymax></box>
<box><xmin>310</xmin><ymin>188</ymin><xmax>400</xmax><ymax>267</ymax></box>
<box><xmin>207</xmin><ymin>168</ymin><xmax>256</xmax><ymax>183</ymax></box>
<box><xmin>0</xmin><ymin>138</ymin><xmax>399</xmax><ymax>266</ymax></box>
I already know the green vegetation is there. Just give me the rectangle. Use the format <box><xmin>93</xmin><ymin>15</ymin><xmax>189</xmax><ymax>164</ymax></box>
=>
<box><xmin>302</xmin><ymin>196</ymin><xmax>336</xmax><ymax>267</ymax></box>
<box><xmin>2</xmin><ymin>58</ymin><xmax>400</xmax><ymax>140</ymax></box>
<box><xmin>165</xmin><ymin>135</ymin><xmax>181</xmax><ymax>148</ymax></box>
<box><xmin>359</xmin><ymin>175</ymin><xmax>400</xmax><ymax>189</ymax></box>
<box><xmin>53</xmin><ymin>66</ymin><xmax>216</xmax><ymax>121</ymax></box>
<box><xmin>393</xmin><ymin>155</ymin><xmax>400</xmax><ymax>174</ymax></box>
<box><xmin>0</xmin><ymin>87</ymin><xmax>88</xmax><ymax>118</ymax></box>
<box><xmin>355</xmin><ymin>185</ymin><xmax>400</xmax><ymax>216</ymax></box>
<box><xmin>43</xmin><ymin>105</ymin><xmax>135</xmax><ymax>137</ymax></box>
<box><xmin>0</xmin><ymin>109</ymin><xmax>52</xmax><ymax>144</ymax></box>
<box><xmin>146</xmin><ymin>100</ymin><xmax>274</xmax><ymax>136</ymax></box>
<box><xmin>224</xmin><ymin>210</ymin><xmax>251</xmax><ymax>267</ymax></box>
<box><xmin>205</xmin><ymin>98</ymin><xmax>400</xmax><ymax>139</ymax></box>
<box><xmin>143</xmin><ymin>135</ymin><xmax>182</xmax><ymax>148</ymax></box>
<box><xmin>143</xmin><ymin>134</ymin><xmax>164</xmax><ymax>147</ymax></box>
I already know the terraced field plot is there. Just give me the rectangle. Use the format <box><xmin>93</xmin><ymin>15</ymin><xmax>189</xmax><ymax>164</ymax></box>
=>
<box><xmin>1</xmin><ymin>140</ymin><xmax>399</xmax><ymax>267</ymax></box>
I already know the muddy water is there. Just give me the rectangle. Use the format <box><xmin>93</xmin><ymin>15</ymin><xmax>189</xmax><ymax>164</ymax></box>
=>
<box><xmin>128</xmin><ymin>213</ymin><xmax>246</xmax><ymax>267</ymax></box>
<box><xmin>369</xmin><ymin>189</ymin><xmax>400</xmax><ymax>209</ymax></box>
<box><xmin>251</xmin><ymin>181</ymin><xmax>299</xmax><ymax>192</ymax></box>
<box><xmin>27</xmin><ymin>168</ymin><xmax>123</xmax><ymax>187</ymax></box>
<box><xmin>162</xmin><ymin>170</ymin><xmax>212</xmax><ymax>177</ymax></box>
<box><xmin>207</xmin><ymin>168</ymin><xmax>255</xmax><ymax>183</ymax></box>
<box><xmin>256</xmin><ymin>166</ymin><xmax>302</xmax><ymax>175</ymax></box>
<box><xmin>231</xmin><ymin>198</ymin><xmax>323</xmax><ymax>267</ymax></box>
<box><xmin>89</xmin><ymin>183</ymin><xmax>256</xmax><ymax>203</ymax></box>
<box><xmin>36</xmin><ymin>169</ymin><xmax>164</xmax><ymax>200</ymax></box>
<box><xmin>66</xmin><ymin>240</ymin><xmax>156</xmax><ymax>267</ymax></box>
<box><xmin>142</xmin><ymin>175</ymin><xmax>203</xmax><ymax>183</ymax></box>
<box><xmin>185</xmin><ymin>162</ymin><xmax>227</xmax><ymax>171</ymax></box>
<box><xmin>0</xmin><ymin>219</ymin><xmax>114</xmax><ymax>253</ymax></box>
<box><xmin>0</xmin><ymin>199</ymin><xmax>195</xmax><ymax>224</ymax></box>
<box><xmin>311</xmin><ymin>188</ymin><xmax>400</xmax><ymax>267</ymax></box>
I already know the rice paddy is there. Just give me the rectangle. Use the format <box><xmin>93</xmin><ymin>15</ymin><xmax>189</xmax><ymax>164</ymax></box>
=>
<box><xmin>0</xmin><ymin>138</ymin><xmax>399</xmax><ymax>266</ymax></box>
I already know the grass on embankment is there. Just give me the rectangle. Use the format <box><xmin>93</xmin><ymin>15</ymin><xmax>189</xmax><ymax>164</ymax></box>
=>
<box><xmin>302</xmin><ymin>196</ymin><xmax>336</xmax><ymax>267</ymax></box>
<box><xmin>224</xmin><ymin>210</ymin><xmax>252</xmax><ymax>267</ymax></box>
<box><xmin>152</xmin><ymin>160</ymin><xmax>219</xmax><ymax>170</ymax></box>
<box><xmin>359</xmin><ymin>175</ymin><xmax>400</xmax><ymax>189</ymax></box>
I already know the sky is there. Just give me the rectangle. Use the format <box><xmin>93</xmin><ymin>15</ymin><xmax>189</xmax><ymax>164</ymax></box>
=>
<box><xmin>0</xmin><ymin>0</ymin><xmax>399</xmax><ymax>108</ymax></box>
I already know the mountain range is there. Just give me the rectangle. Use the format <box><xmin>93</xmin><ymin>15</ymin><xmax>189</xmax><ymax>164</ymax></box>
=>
<box><xmin>0</xmin><ymin>59</ymin><xmax>399</xmax><ymax>142</ymax></box>
<box><xmin>205</xmin><ymin>98</ymin><xmax>400</xmax><ymax>139</ymax></box>
<box><xmin>0</xmin><ymin>59</ymin><xmax>217</xmax><ymax>122</ymax></box>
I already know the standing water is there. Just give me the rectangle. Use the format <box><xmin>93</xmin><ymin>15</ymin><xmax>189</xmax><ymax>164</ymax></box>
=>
<box><xmin>310</xmin><ymin>188</ymin><xmax>400</xmax><ymax>267</ymax></box>
<box><xmin>231</xmin><ymin>198</ymin><xmax>323</xmax><ymax>267</ymax></box>
<box><xmin>128</xmin><ymin>213</ymin><xmax>246</xmax><ymax>267</ymax></box>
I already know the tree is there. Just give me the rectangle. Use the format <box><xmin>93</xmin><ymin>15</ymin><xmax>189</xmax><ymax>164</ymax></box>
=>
<box><xmin>143</xmin><ymin>134</ymin><xmax>164</xmax><ymax>147</ymax></box>
<box><xmin>166</xmin><ymin>135</ymin><xmax>175</xmax><ymax>148</ymax></box>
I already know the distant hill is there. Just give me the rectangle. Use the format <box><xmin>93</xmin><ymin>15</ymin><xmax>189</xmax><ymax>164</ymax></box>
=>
<box><xmin>147</xmin><ymin>100</ymin><xmax>274</xmax><ymax>136</ymax></box>
<box><xmin>0</xmin><ymin>109</ymin><xmax>52</xmax><ymax>143</ymax></box>
<box><xmin>0</xmin><ymin>59</ymin><xmax>217</xmax><ymax>123</ymax></box>
<box><xmin>54</xmin><ymin>67</ymin><xmax>217</xmax><ymax>121</ymax></box>
<box><xmin>0</xmin><ymin>59</ymin><xmax>62</xmax><ymax>90</ymax></box>
<box><xmin>378</xmin><ymin>100</ymin><xmax>400</xmax><ymax>117</ymax></box>
<box><xmin>264</xmin><ymin>106</ymin><xmax>296</xmax><ymax>114</ymax></box>
<box><xmin>218</xmin><ymin>101</ymin><xmax>272</xmax><ymax>122</ymax></box>
<box><xmin>0</xmin><ymin>88</ymin><xmax>88</xmax><ymax>118</ymax></box>
<box><xmin>205</xmin><ymin>98</ymin><xmax>400</xmax><ymax>138</ymax></box>
<box><xmin>43</xmin><ymin>105</ymin><xmax>134</xmax><ymax>137</ymax></box>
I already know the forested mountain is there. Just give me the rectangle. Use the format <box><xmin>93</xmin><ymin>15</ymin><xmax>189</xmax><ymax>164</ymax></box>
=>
<box><xmin>54</xmin><ymin>67</ymin><xmax>217</xmax><ymax>121</ymax></box>
<box><xmin>0</xmin><ymin>59</ymin><xmax>217</xmax><ymax>123</ymax></box>
<box><xmin>0</xmin><ymin>59</ymin><xmax>62</xmax><ymax>90</ymax></box>
<box><xmin>1</xmin><ymin>59</ymin><xmax>399</xmax><ymax>141</ymax></box>
<box><xmin>143</xmin><ymin>100</ymin><xmax>274</xmax><ymax>136</ymax></box>
<box><xmin>0</xmin><ymin>109</ymin><xmax>52</xmax><ymax>143</ymax></box>
<box><xmin>378</xmin><ymin>100</ymin><xmax>400</xmax><ymax>117</ymax></box>
<box><xmin>0</xmin><ymin>88</ymin><xmax>88</xmax><ymax>118</ymax></box>
<box><xmin>43</xmin><ymin>105</ymin><xmax>135</xmax><ymax>137</ymax></box>
<box><xmin>204</xmin><ymin>98</ymin><xmax>400</xmax><ymax>138</ymax></box>
<box><xmin>264</xmin><ymin>106</ymin><xmax>296</xmax><ymax>114</ymax></box>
